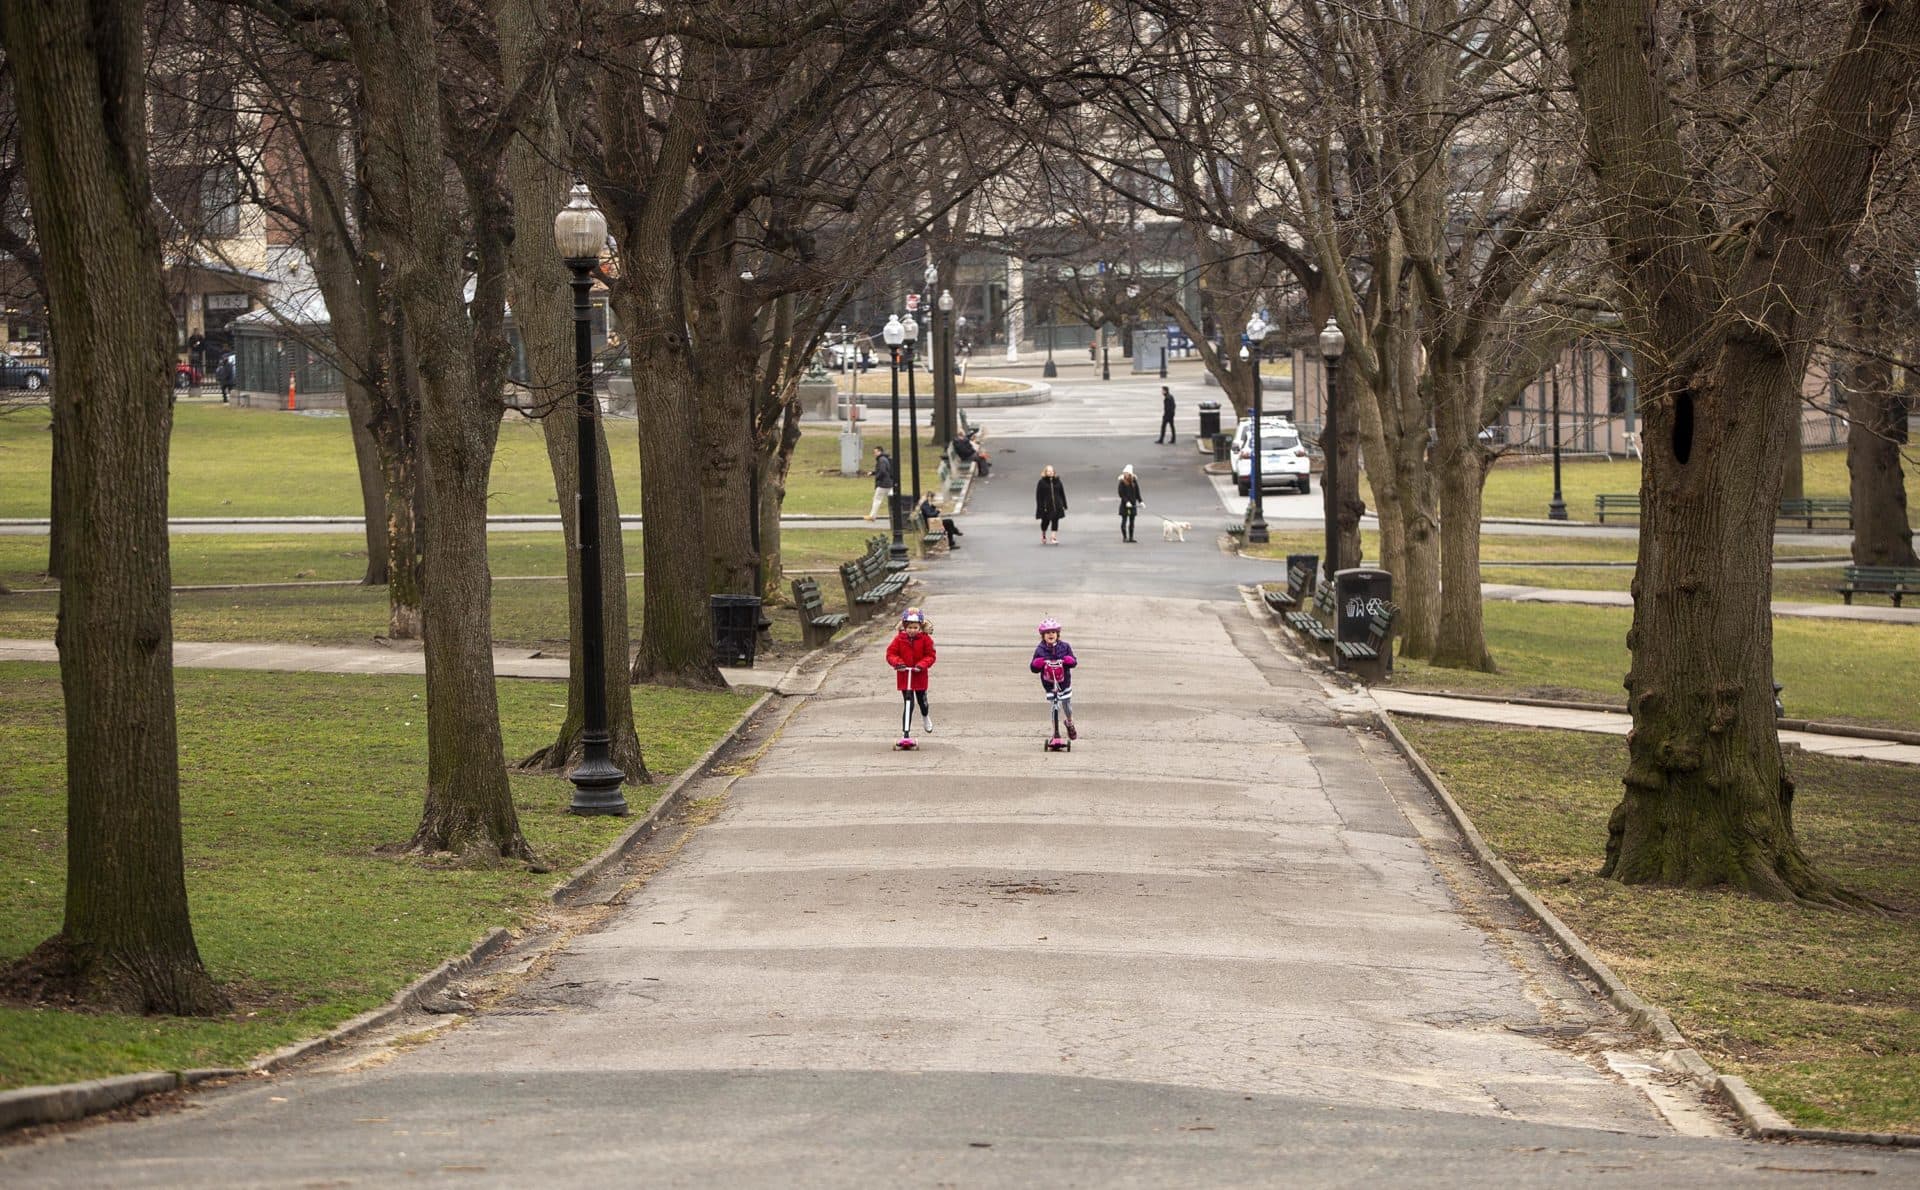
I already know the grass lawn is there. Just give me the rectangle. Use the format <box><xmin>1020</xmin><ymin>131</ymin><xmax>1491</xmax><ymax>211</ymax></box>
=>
<box><xmin>0</xmin><ymin>662</ymin><xmax>757</xmax><ymax>1091</ymax></box>
<box><xmin>0</xmin><ymin>404</ymin><xmax>939</xmax><ymax>520</ymax></box>
<box><xmin>1396</xmin><ymin>721</ymin><xmax>1919</xmax><ymax>1134</ymax></box>
<box><xmin>0</xmin><ymin>529</ymin><xmax>877</xmax><ymax>650</ymax></box>
<box><xmin>1386</xmin><ymin>602</ymin><xmax>1920</xmax><ymax>733</ymax></box>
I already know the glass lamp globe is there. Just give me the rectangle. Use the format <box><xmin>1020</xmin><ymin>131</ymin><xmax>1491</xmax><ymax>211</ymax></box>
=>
<box><xmin>553</xmin><ymin>183</ymin><xmax>606</xmax><ymax>263</ymax></box>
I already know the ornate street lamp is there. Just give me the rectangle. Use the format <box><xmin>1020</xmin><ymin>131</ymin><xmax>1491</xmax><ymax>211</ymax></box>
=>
<box><xmin>1245</xmin><ymin>312</ymin><xmax>1271</xmax><ymax>545</ymax></box>
<box><xmin>883</xmin><ymin>314</ymin><xmax>908</xmax><ymax>566</ymax></box>
<box><xmin>1547</xmin><ymin>360</ymin><xmax>1568</xmax><ymax>520</ymax></box>
<box><xmin>903</xmin><ymin>312</ymin><xmax>922</xmax><ymax>516</ymax></box>
<box><xmin>553</xmin><ymin>183</ymin><xmax>626</xmax><ymax>816</ymax></box>
<box><xmin>1320</xmin><ymin>316</ymin><xmax>1346</xmax><ymax>581</ymax></box>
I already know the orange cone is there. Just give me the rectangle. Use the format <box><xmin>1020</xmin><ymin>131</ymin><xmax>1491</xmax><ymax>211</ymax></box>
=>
<box><xmin>286</xmin><ymin>369</ymin><xmax>297</xmax><ymax>411</ymax></box>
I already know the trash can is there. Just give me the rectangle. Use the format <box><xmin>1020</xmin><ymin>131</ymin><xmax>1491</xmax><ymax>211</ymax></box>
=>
<box><xmin>1333</xmin><ymin>568</ymin><xmax>1394</xmax><ymax>668</ymax></box>
<box><xmin>1197</xmin><ymin>400</ymin><xmax>1222</xmax><ymax>440</ymax></box>
<box><xmin>1212</xmin><ymin>432</ymin><xmax>1230</xmax><ymax>463</ymax></box>
<box><xmin>710</xmin><ymin>594</ymin><xmax>762</xmax><ymax>668</ymax></box>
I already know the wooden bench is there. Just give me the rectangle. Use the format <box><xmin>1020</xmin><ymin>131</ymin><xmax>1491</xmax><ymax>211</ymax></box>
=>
<box><xmin>1261</xmin><ymin>557</ymin><xmax>1316</xmax><ymax>615</ymax></box>
<box><xmin>1777</xmin><ymin>497</ymin><xmax>1852</xmax><ymax>530</ymax></box>
<box><xmin>1286</xmin><ymin>584</ymin><xmax>1337</xmax><ymax>654</ymax></box>
<box><xmin>914</xmin><ymin>509</ymin><xmax>948</xmax><ymax>557</ymax></box>
<box><xmin>937</xmin><ymin>445</ymin><xmax>975</xmax><ymax>498</ymax></box>
<box><xmin>1835</xmin><ymin>565</ymin><xmax>1920</xmax><ymax>607</ymax></box>
<box><xmin>838</xmin><ymin>539</ymin><xmax>908</xmax><ymax>623</ymax></box>
<box><xmin>1335</xmin><ymin>601</ymin><xmax>1400</xmax><ymax>682</ymax></box>
<box><xmin>790</xmin><ymin>576</ymin><xmax>848</xmax><ymax>647</ymax></box>
<box><xmin>1594</xmin><ymin>493</ymin><xmax>1639</xmax><ymax>522</ymax></box>
<box><xmin>959</xmin><ymin>409</ymin><xmax>984</xmax><ymax>439</ymax></box>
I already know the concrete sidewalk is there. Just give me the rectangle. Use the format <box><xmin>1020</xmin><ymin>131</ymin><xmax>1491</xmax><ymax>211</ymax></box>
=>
<box><xmin>1479</xmin><ymin>582</ymin><xmax>1920</xmax><ymax>625</ymax></box>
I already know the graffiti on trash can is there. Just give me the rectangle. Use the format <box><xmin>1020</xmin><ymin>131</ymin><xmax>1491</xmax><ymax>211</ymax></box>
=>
<box><xmin>1345</xmin><ymin>596</ymin><xmax>1387</xmax><ymax>619</ymax></box>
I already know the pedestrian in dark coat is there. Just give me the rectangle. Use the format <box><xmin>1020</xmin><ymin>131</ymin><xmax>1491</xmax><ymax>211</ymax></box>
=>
<box><xmin>1157</xmin><ymin>386</ymin><xmax>1176</xmax><ymax>443</ymax></box>
<box><xmin>867</xmin><ymin>447</ymin><xmax>896</xmax><ymax>522</ymax></box>
<box><xmin>1035</xmin><ymin>466</ymin><xmax>1068</xmax><ymax>545</ymax></box>
<box><xmin>1117</xmin><ymin>465</ymin><xmax>1143</xmax><ymax>542</ymax></box>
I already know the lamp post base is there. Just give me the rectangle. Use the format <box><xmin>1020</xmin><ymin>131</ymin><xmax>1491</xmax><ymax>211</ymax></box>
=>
<box><xmin>567</xmin><ymin>734</ymin><xmax>628</xmax><ymax>816</ymax></box>
<box><xmin>1547</xmin><ymin>497</ymin><xmax>1568</xmax><ymax>521</ymax></box>
<box><xmin>1043</xmin><ymin>359</ymin><xmax>1057</xmax><ymax>378</ymax></box>
<box><xmin>1248</xmin><ymin>509</ymin><xmax>1269</xmax><ymax>545</ymax></box>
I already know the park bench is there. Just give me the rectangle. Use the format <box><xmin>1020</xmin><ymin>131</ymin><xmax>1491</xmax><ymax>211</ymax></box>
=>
<box><xmin>790</xmin><ymin>576</ymin><xmax>848</xmax><ymax>647</ymax></box>
<box><xmin>1261</xmin><ymin>557</ymin><xmax>1317</xmax><ymax>615</ymax></box>
<box><xmin>1776</xmin><ymin>497</ymin><xmax>1852</xmax><ymax>530</ymax></box>
<box><xmin>838</xmin><ymin>538</ymin><xmax>908</xmax><ymax>623</ymax></box>
<box><xmin>1335</xmin><ymin>601</ymin><xmax>1400</xmax><ymax>683</ymax></box>
<box><xmin>1224</xmin><ymin>522</ymin><xmax>1247</xmax><ymax>540</ymax></box>
<box><xmin>959</xmin><ymin>409</ymin><xmax>984</xmax><ymax>439</ymax></box>
<box><xmin>1835</xmin><ymin>565</ymin><xmax>1920</xmax><ymax>607</ymax></box>
<box><xmin>1286</xmin><ymin>584</ymin><xmax>1338</xmax><ymax>654</ymax></box>
<box><xmin>1593</xmin><ymin>493</ymin><xmax>1639</xmax><ymax>522</ymax></box>
<box><xmin>914</xmin><ymin>508</ymin><xmax>949</xmax><ymax>557</ymax></box>
<box><xmin>937</xmin><ymin>444</ymin><xmax>975</xmax><ymax>498</ymax></box>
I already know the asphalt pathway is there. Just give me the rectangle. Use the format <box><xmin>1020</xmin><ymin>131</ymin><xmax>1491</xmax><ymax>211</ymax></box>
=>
<box><xmin>5</xmin><ymin>374</ymin><xmax>1916</xmax><ymax>1185</ymax></box>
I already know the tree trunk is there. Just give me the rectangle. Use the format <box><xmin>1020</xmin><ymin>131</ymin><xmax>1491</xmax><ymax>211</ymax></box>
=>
<box><xmin>0</xmin><ymin>0</ymin><xmax>225</xmax><ymax>1014</ymax></box>
<box><xmin>342</xmin><ymin>0</ymin><xmax>531</xmax><ymax>861</ymax></box>
<box><xmin>1845</xmin><ymin>365</ymin><xmax>1918</xmax><ymax>567</ymax></box>
<box><xmin>1429</xmin><ymin>362</ymin><xmax>1495</xmax><ymax>671</ymax></box>
<box><xmin>372</xmin><ymin>289</ymin><xmax>424</xmax><ymax>641</ymax></box>
<box><xmin>500</xmin><ymin>9</ymin><xmax>648</xmax><ymax>780</ymax></box>
<box><xmin>345</xmin><ymin>380</ymin><xmax>390</xmax><ymax>585</ymax></box>
<box><xmin>1566</xmin><ymin>0</ymin><xmax>1920</xmax><ymax>902</ymax></box>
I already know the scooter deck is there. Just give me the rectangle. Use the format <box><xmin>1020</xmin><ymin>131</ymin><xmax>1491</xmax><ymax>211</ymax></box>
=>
<box><xmin>894</xmin><ymin>738</ymin><xmax>919</xmax><ymax>751</ymax></box>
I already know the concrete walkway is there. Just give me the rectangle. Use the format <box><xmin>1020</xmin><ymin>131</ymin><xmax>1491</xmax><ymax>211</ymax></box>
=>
<box><xmin>1478</xmin><ymin>583</ymin><xmax>1920</xmax><ymax>625</ymax></box>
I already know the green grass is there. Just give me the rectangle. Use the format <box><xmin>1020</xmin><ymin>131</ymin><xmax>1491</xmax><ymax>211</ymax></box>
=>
<box><xmin>0</xmin><ymin>404</ymin><xmax>940</xmax><ymax>520</ymax></box>
<box><xmin>1387</xmin><ymin>602</ymin><xmax>1920</xmax><ymax>732</ymax></box>
<box><xmin>0</xmin><ymin>662</ymin><xmax>757</xmax><ymax>1090</ymax></box>
<box><xmin>1396</xmin><ymin>721</ymin><xmax>1919</xmax><ymax>1134</ymax></box>
<box><xmin>0</xmin><ymin>529</ymin><xmax>877</xmax><ymax>649</ymax></box>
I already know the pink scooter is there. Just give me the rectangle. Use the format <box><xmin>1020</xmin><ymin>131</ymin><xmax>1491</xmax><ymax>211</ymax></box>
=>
<box><xmin>1041</xmin><ymin>662</ymin><xmax>1071</xmax><ymax>752</ymax></box>
<box><xmin>895</xmin><ymin>666</ymin><xmax>923</xmax><ymax>750</ymax></box>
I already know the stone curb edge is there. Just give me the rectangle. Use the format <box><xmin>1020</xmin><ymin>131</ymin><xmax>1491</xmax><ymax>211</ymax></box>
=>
<box><xmin>1375</xmin><ymin>709</ymin><xmax>1920</xmax><ymax>1150</ymax></box>
<box><xmin>0</xmin><ymin>685</ymin><xmax>784</xmax><ymax>1136</ymax></box>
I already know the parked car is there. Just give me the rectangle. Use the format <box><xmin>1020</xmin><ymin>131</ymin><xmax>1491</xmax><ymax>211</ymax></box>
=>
<box><xmin>174</xmin><ymin>362</ymin><xmax>204</xmax><ymax>388</ymax></box>
<box><xmin>0</xmin><ymin>351</ymin><xmax>49</xmax><ymax>391</ymax></box>
<box><xmin>1231</xmin><ymin>416</ymin><xmax>1311</xmax><ymax>495</ymax></box>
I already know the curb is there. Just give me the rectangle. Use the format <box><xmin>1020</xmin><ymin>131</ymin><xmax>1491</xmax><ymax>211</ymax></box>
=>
<box><xmin>1374</xmin><ymin>710</ymin><xmax>1920</xmax><ymax>1149</ymax></box>
<box><xmin>0</xmin><ymin>686</ymin><xmax>783</xmax><ymax>1135</ymax></box>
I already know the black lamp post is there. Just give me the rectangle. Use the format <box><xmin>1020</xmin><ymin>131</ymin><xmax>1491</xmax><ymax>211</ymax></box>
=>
<box><xmin>1320</xmin><ymin>317</ymin><xmax>1345</xmax><ymax>582</ymax></box>
<box><xmin>1547</xmin><ymin>360</ymin><xmax>1568</xmax><ymax>520</ymax></box>
<box><xmin>939</xmin><ymin>288</ymin><xmax>957</xmax><ymax>429</ymax></box>
<box><xmin>1100</xmin><ymin>318</ymin><xmax>1111</xmax><ymax>381</ymax></box>
<box><xmin>1245</xmin><ymin>313</ymin><xmax>1270</xmax><ymax>545</ymax></box>
<box><xmin>883</xmin><ymin>314</ymin><xmax>908</xmax><ymax>566</ymax></box>
<box><xmin>903</xmin><ymin>312</ymin><xmax>922</xmax><ymax>510</ymax></box>
<box><xmin>1043</xmin><ymin>268</ymin><xmax>1057</xmax><ymax>378</ymax></box>
<box><xmin>554</xmin><ymin>183</ymin><xmax>626</xmax><ymax>816</ymax></box>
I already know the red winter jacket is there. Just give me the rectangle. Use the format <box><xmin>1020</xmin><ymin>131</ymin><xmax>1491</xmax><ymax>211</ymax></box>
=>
<box><xmin>885</xmin><ymin>631</ymin><xmax>937</xmax><ymax>691</ymax></box>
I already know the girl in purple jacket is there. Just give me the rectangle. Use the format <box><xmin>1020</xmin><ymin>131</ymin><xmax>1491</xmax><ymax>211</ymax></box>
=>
<box><xmin>1030</xmin><ymin>617</ymin><xmax>1078</xmax><ymax>740</ymax></box>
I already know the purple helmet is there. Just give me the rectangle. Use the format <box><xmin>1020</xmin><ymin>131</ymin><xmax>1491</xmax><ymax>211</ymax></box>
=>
<box><xmin>1036</xmin><ymin>617</ymin><xmax>1062</xmax><ymax>634</ymax></box>
<box><xmin>901</xmin><ymin>607</ymin><xmax>926</xmax><ymax>625</ymax></box>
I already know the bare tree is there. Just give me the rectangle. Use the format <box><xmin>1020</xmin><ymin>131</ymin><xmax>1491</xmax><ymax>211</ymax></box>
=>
<box><xmin>1565</xmin><ymin>0</ymin><xmax>1920</xmax><ymax>900</ymax></box>
<box><xmin>0</xmin><ymin>0</ymin><xmax>226</xmax><ymax>1013</ymax></box>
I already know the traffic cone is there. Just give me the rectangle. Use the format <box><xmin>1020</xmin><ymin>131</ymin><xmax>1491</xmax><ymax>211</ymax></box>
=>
<box><xmin>286</xmin><ymin>369</ymin><xmax>297</xmax><ymax>411</ymax></box>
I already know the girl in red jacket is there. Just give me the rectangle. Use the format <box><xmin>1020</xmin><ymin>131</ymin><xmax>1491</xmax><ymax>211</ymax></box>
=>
<box><xmin>886</xmin><ymin>606</ymin><xmax>937</xmax><ymax>741</ymax></box>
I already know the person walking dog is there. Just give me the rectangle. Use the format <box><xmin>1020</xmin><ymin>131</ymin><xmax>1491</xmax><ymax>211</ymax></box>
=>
<box><xmin>1117</xmin><ymin>465</ymin><xmax>1143</xmax><ymax>542</ymax></box>
<box><xmin>1035</xmin><ymin>465</ymin><xmax>1068</xmax><ymax>545</ymax></box>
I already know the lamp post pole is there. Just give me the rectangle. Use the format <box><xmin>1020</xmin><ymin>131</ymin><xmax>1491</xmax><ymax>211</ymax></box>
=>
<box><xmin>904</xmin><ymin>314</ymin><xmax>922</xmax><ymax>510</ymax></box>
<box><xmin>939</xmin><ymin>289</ymin><xmax>956</xmax><ymax>445</ymax></box>
<box><xmin>883</xmin><ymin>315</ymin><xmax>908</xmax><ymax>566</ymax></box>
<box><xmin>1547</xmin><ymin>360</ymin><xmax>1568</xmax><ymax>520</ymax></box>
<box><xmin>1320</xmin><ymin>317</ymin><xmax>1346</xmax><ymax>583</ymax></box>
<box><xmin>555</xmin><ymin>184</ymin><xmax>626</xmax><ymax>816</ymax></box>
<box><xmin>1245</xmin><ymin>313</ymin><xmax>1270</xmax><ymax>544</ymax></box>
<box><xmin>1100</xmin><ymin>320</ymin><xmax>1110</xmax><ymax>381</ymax></box>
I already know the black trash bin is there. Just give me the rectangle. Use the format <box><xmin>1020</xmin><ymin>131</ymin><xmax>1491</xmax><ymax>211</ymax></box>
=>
<box><xmin>710</xmin><ymin>594</ymin><xmax>762</xmax><ymax>668</ymax></box>
<box><xmin>1212</xmin><ymin>432</ymin><xmax>1230</xmax><ymax>463</ymax></box>
<box><xmin>1333</xmin><ymin>568</ymin><xmax>1394</xmax><ymax>670</ymax></box>
<box><xmin>1197</xmin><ymin>400</ymin><xmax>1222</xmax><ymax>440</ymax></box>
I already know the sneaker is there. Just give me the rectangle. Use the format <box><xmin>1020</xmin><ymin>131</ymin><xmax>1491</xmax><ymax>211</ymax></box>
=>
<box><xmin>1065</xmin><ymin>719</ymin><xmax>1078</xmax><ymax>740</ymax></box>
<box><xmin>921</xmin><ymin>715</ymin><xmax>933</xmax><ymax>734</ymax></box>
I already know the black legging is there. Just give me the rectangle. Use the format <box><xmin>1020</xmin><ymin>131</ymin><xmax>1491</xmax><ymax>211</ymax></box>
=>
<box><xmin>1119</xmin><ymin>507</ymin><xmax>1138</xmax><ymax>539</ymax></box>
<box><xmin>1040</xmin><ymin>516</ymin><xmax>1061</xmax><ymax>535</ymax></box>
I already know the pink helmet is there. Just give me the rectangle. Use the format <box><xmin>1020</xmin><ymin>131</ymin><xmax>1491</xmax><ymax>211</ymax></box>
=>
<box><xmin>1036</xmin><ymin>617</ymin><xmax>1062</xmax><ymax>634</ymax></box>
<box><xmin>901</xmin><ymin>607</ymin><xmax>926</xmax><ymax>625</ymax></box>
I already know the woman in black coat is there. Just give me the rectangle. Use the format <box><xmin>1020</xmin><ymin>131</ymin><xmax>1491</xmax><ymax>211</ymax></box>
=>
<box><xmin>1116</xmin><ymin>465</ymin><xmax>1143</xmax><ymax>542</ymax></box>
<box><xmin>1035</xmin><ymin>465</ymin><xmax>1068</xmax><ymax>545</ymax></box>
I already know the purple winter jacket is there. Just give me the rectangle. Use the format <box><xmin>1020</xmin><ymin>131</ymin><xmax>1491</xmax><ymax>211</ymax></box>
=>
<box><xmin>1030</xmin><ymin>638</ymin><xmax>1077</xmax><ymax>692</ymax></box>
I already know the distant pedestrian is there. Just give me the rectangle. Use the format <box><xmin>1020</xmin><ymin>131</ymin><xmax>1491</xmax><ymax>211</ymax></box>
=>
<box><xmin>215</xmin><ymin>353</ymin><xmax>235</xmax><ymax>403</ymax></box>
<box><xmin>1117</xmin><ymin>465</ymin><xmax>1143</xmax><ymax>542</ymax></box>
<box><xmin>1156</xmin><ymin>386</ymin><xmax>1176</xmax><ymax>443</ymax></box>
<box><xmin>1035</xmin><ymin>465</ymin><xmax>1068</xmax><ymax>545</ymax></box>
<box><xmin>867</xmin><ymin>446</ymin><xmax>895</xmax><ymax>522</ymax></box>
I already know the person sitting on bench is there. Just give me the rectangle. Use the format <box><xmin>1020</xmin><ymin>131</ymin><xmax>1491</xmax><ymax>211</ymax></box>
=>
<box><xmin>953</xmin><ymin>430</ymin><xmax>990</xmax><ymax>478</ymax></box>
<box><xmin>919</xmin><ymin>495</ymin><xmax>963</xmax><ymax>548</ymax></box>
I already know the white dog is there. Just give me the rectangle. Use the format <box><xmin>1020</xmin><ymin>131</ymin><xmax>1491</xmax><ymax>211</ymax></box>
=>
<box><xmin>1160</xmin><ymin>517</ymin><xmax>1192</xmax><ymax>542</ymax></box>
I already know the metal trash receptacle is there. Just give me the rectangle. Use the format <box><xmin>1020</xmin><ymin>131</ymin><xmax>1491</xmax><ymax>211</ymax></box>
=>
<box><xmin>710</xmin><ymin>594</ymin><xmax>762</xmax><ymax>668</ymax></box>
<box><xmin>1197</xmin><ymin>400</ymin><xmax>1222</xmax><ymax>440</ymax></box>
<box><xmin>1333</xmin><ymin>568</ymin><xmax>1394</xmax><ymax>668</ymax></box>
<box><xmin>1212</xmin><ymin>432</ymin><xmax>1230</xmax><ymax>462</ymax></box>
